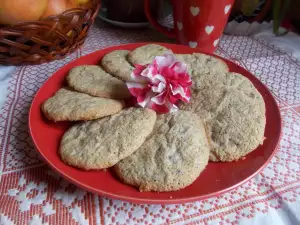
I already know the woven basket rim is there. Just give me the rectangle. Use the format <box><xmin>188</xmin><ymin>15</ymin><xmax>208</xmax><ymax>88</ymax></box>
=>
<box><xmin>0</xmin><ymin>0</ymin><xmax>101</xmax><ymax>65</ymax></box>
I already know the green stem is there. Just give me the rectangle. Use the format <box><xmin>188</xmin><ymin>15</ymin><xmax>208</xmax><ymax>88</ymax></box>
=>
<box><xmin>273</xmin><ymin>0</ymin><xmax>282</xmax><ymax>35</ymax></box>
<box><xmin>273</xmin><ymin>0</ymin><xmax>292</xmax><ymax>36</ymax></box>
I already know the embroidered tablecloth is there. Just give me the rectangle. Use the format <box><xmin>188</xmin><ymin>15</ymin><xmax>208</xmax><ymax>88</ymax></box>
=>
<box><xmin>0</xmin><ymin>20</ymin><xmax>299</xmax><ymax>225</ymax></box>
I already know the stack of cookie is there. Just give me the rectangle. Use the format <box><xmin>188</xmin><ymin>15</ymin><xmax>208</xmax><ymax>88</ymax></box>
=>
<box><xmin>41</xmin><ymin>44</ymin><xmax>266</xmax><ymax>192</ymax></box>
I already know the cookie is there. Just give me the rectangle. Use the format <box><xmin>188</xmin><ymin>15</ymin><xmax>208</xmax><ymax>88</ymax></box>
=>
<box><xmin>175</xmin><ymin>53</ymin><xmax>229</xmax><ymax>83</ymax></box>
<box><xmin>114</xmin><ymin>111</ymin><xmax>210</xmax><ymax>192</ymax></box>
<box><xmin>127</xmin><ymin>44</ymin><xmax>171</xmax><ymax>65</ymax></box>
<box><xmin>101</xmin><ymin>50</ymin><xmax>135</xmax><ymax>82</ymax></box>
<box><xmin>66</xmin><ymin>65</ymin><xmax>131</xmax><ymax>99</ymax></box>
<box><xmin>59</xmin><ymin>107</ymin><xmax>157</xmax><ymax>170</ymax></box>
<box><xmin>41</xmin><ymin>88</ymin><xmax>124</xmax><ymax>121</ymax></box>
<box><xmin>180</xmin><ymin>72</ymin><xmax>266</xmax><ymax>162</ymax></box>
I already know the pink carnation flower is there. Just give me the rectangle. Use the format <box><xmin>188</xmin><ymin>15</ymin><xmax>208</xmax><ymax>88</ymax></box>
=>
<box><xmin>126</xmin><ymin>54</ymin><xmax>192</xmax><ymax>113</ymax></box>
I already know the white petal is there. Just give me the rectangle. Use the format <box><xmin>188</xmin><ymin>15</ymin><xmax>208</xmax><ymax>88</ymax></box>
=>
<box><xmin>155</xmin><ymin>54</ymin><xmax>177</xmax><ymax>68</ymax></box>
<box><xmin>138</xmin><ymin>91</ymin><xmax>155</xmax><ymax>108</ymax></box>
<box><xmin>151</xmin><ymin>91</ymin><xmax>166</xmax><ymax>105</ymax></box>
<box><xmin>170</xmin><ymin>84</ymin><xmax>191</xmax><ymax>102</ymax></box>
<box><xmin>141</xmin><ymin>66</ymin><xmax>155</xmax><ymax>79</ymax></box>
<box><xmin>151</xmin><ymin>74</ymin><xmax>166</xmax><ymax>84</ymax></box>
<box><xmin>170</xmin><ymin>84</ymin><xmax>185</xmax><ymax>96</ymax></box>
<box><xmin>131</xmin><ymin>71</ymin><xmax>148</xmax><ymax>83</ymax></box>
<box><xmin>165</xmin><ymin>100</ymin><xmax>179</xmax><ymax>113</ymax></box>
<box><xmin>173</xmin><ymin>62</ymin><xmax>188</xmax><ymax>74</ymax></box>
<box><xmin>152</xmin><ymin>82</ymin><xmax>166</xmax><ymax>93</ymax></box>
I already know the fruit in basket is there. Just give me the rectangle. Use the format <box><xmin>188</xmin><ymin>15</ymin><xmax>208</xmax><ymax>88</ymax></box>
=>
<box><xmin>69</xmin><ymin>0</ymin><xmax>90</xmax><ymax>6</ymax></box>
<box><xmin>0</xmin><ymin>0</ymin><xmax>48</xmax><ymax>25</ymax></box>
<box><xmin>43</xmin><ymin>0</ymin><xmax>68</xmax><ymax>18</ymax></box>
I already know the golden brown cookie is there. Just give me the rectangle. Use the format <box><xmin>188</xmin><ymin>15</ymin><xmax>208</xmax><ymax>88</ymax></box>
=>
<box><xmin>101</xmin><ymin>50</ymin><xmax>135</xmax><ymax>82</ymax></box>
<box><xmin>114</xmin><ymin>111</ymin><xmax>210</xmax><ymax>192</ymax></box>
<box><xmin>66</xmin><ymin>65</ymin><xmax>131</xmax><ymax>99</ymax></box>
<box><xmin>180</xmin><ymin>72</ymin><xmax>266</xmax><ymax>162</ymax></box>
<box><xmin>59</xmin><ymin>108</ymin><xmax>157</xmax><ymax>170</ymax></box>
<box><xmin>127</xmin><ymin>44</ymin><xmax>171</xmax><ymax>65</ymax></box>
<box><xmin>41</xmin><ymin>88</ymin><xmax>124</xmax><ymax>121</ymax></box>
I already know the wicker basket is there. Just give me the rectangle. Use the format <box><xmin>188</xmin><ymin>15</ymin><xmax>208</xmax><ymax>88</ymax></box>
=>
<box><xmin>0</xmin><ymin>0</ymin><xmax>100</xmax><ymax>65</ymax></box>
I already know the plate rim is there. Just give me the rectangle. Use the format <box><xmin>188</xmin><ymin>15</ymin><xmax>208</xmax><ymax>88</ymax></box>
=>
<box><xmin>29</xmin><ymin>42</ymin><xmax>282</xmax><ymax>204</ymax></box>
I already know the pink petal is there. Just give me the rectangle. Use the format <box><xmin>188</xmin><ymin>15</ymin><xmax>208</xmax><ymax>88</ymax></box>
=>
<box><xmin>170</xmin><ymin>83</ymin><xmax>191</xmax><ymax>102</ymax></box>
<box><xmin>170</xmin><ymin>83</ymin><xmax>185</xmax><ymax>97</ymax></box>
<box><xmin>165</xmin><ymin>99</ymin><xmax>179</xmax><ymax>113</ymax></box>
<box><xmin>172</xmin><ymin>93</ymin><xmax>190</xmax><ymax>103</ymax></box>
<box><xmin>126</xmin><ymin>82</ymin><xmax>148</xmax><ymax>97</ymax></box>
<box><xmin>168</xmin><ymin>95</ymin><xmax>178</xmax><ymax>104</ymax></box>
<box><xmin>151</xmin><ymin>74</ymin><xmax>166</xmax><ymax>85</ymax></box>
<box><xmin>151</xmin><ymin>91</ymin><xmax>167</xmax><ymax>105</ymax></box>
<box><xmin>152</xmin><ymin>81</ymin><xmax>166</xmax><ymax>93</ymax></box>
<box><xmin>170</xmin><ymin>61</ymin><xmax>188</xmax><ymax>74</ymax></box>
<box><xmin>172</xmin><ymin>87</ymin><xmax>191</xmax><ymax>103</ymax></box>
<box><xmin>132</xmin><ymin>65</ymin><xmax>146</xmax><ymax>77</ymax></box>
<box><xmin>131</xmin><ymin>68</ymin><xmax>149</xmax><ymax>83</ymax></box>
<box><xmin>137</xmin><ymin>91</ymin><xmax>155</xmax><ymax>108</ymax></box>
<box><xmin>178</xmin><ymin>73</ymin><xmax>192</xmax><ymax>84</ymax></box>
<box><xmin>155</xmin><ymin>53</ymin><xmax>176</xmax><ymax>68</ymax></box>
<box><xmin>150</xmin><ymin>103</ymin><xmax>170</xmax><ymax>114</ymax></box>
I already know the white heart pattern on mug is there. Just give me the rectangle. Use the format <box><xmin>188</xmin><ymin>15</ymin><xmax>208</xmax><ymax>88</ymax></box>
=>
<box><xmin>189</xmin><ymin>42</ymin><xmax>198</xmax><ymax>48</ymax></box>
<box><xmin>224</xmin><ymin>4</ymin><xmax>231</xmax><ymax>14</ymax></box>
<box><xmin>213</xmin><ymin>39</ymin><xmax>219</xmax><ymax>47</ymax></box>
<box><xmin>190</xmin><ymin>6</ymin><xmax>200</xmax><ymax>16</ymax></box>
<box><xmin>205</xmin><ymin>26</ymin><xmax>214</xmax><ymax>35</ymax></box>
<box><xmin>177</xmin><ymin>21</ymin><xmax>183</xmax><ymax>31</ymax></box>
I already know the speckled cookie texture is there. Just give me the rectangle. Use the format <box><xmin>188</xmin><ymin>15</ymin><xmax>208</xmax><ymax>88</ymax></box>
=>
<box><xmin>127</xmin><ymin>44</ymin><xmax>171</xmax><ymax>65</ymax></box>
<box><xmin>180</xmin><ymin>72</ymin><xmax>266</xmax><ymax>162</ymax></box>
<box><xmin>41</xmin><ymin>88</ymin><xmax>124</xmax><ymax>121</ymax></box>
<box><xmin>66</xmin><ymin>65</ymin><xmax>131</xmax><ymax>99</ymax></box>
<box><xmin>59</xmin><ymin>108</ymin><xmax>157</xmax><ymax>170</ymax></box>
<box><xmin>101</xmin><ymin>50</ymin><xmax>135</xmax><ymax>82</ymax></box>
<box><xmin>114</xmin><ymin>111</ymin><xmax>210</xmax><ymax>192</ymax></box>
<box><xmin>175</xmin><ymin>53</ymin><xmax>229</xmax><ymax>85</ymax></box>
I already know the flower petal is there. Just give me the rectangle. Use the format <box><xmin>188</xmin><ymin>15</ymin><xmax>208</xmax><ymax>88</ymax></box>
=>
<box><xmin>150</xmin><ymin>103</ymin><xmax>170</xmax><ymax>114</ymax></box>
<box><xmin>165</xmin><ymin>99</ymin><xmax>179</xmax><ymax>113</ymax></box>
<box><xmin>155</xmin><ymin>53</ymin><xmax>177</xmax><ymax>68</ymax></box>
<box><xmin>170</xmin><ymin>61</ymin><xmax>188</xmax><ymax>74</ymax></box>
<box><xmin>126</xmin><ymin>82</ymin><xmax>148</xmax><ymax>97</ymax></box>
<box><xmin>129</xmin><ymin>52</ymin><xmax>192</xmax><ymax>114</ymax></box>
<box><xmin>152</xmin><ymin>81</ymin><xmax>166</xmax><ymax>93</ymax></box>
<box><xmin>141</xmin><ymin>63</ymin><xmax>159</xmax><ymax>80</ymax></box>
<box><xmin>151</xmin><ymin>91</ymin><xmax>167</xmax><ymax>105</ymax></box>
<box><xmin>151</xmin><ymin>74</ymin><xmax>166</xmax><ymax>85</ymax></box>
<box><xmin>131</xmin><ymin>66</ymin><xmax>149</xmax><ymax>83</ymax></box>
<box><xmin>137</xmin><ymin>91</ymin><xmax>155</xmax><ymax>108</ymax></box>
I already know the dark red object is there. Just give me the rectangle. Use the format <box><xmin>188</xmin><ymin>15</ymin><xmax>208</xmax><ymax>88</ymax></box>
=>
<box><xmin>29</xmin><ymin>43</ymin><xmax>282</xmax><ymax>204</ymax></box>
<box><xmin>144</xmin><ymin>0</ymin><xmax>234</xmax><ymax>53</ymax></box>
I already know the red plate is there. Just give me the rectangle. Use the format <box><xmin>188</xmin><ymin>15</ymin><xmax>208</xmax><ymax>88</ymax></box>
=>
<box><xmin>29</xmin><ymin>43</ymin><xmax>281</xmax><ymax>204</ymax></box>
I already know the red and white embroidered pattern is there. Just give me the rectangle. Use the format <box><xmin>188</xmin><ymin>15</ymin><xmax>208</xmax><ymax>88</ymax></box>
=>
<box><xmin>0</xmin><ymin>24</ymin><xmax>299</xmax><ymax>225</ymax></box>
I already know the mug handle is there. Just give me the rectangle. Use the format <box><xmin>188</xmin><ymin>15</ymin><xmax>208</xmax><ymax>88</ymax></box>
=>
<box><xmin>144</xmin><ymin>0</ymin><xmax>176</xmax><ymax>38</ymax></box>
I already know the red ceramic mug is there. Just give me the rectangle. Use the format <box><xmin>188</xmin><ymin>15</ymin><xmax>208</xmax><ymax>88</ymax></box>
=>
<box><xmin>145</xmin><ymin>0</ymin><xmax>234</xmax><ymax>53</ymax></box>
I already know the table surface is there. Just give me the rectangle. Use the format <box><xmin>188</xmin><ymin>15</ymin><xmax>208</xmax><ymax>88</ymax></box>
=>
<box><xmin>0</xmin><ymin>20</ymin><xmax>299</xmax><ymax>225</ymax></box>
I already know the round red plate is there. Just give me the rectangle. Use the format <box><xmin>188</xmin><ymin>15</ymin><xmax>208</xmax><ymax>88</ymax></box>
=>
<box><xmin>29</xmin><ymin>43</ymin><xmax>281</xmax><ymax>204</ymax></box>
